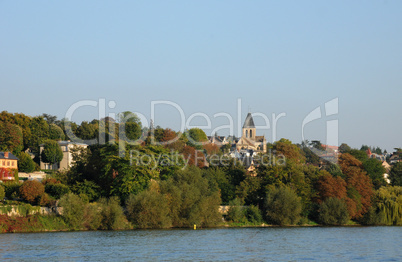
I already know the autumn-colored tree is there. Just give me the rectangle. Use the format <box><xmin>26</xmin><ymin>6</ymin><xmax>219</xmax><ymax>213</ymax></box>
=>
<box><xmin>315</xmin><ymin>172</ymin><xmax>347</xmax><ymax>203</ymax></box>
<box><xmin>0</xmin><ymin>122</ymin><xmax>23</xmax><ymax>154</ymax></box>
<box><xmin>203</xmin><ymin>143</ymin><xmax>220</xmax><ymax>155</ymax></box>
<box><xmin>182</xmin><ymin>145</ymin><xmax>205</xmax><ymax>168</ymax></box>
<box><xmin>19</xmin><ymin>180</ymin><xmax>45</xmax><ymax>204</ymax></box>
<box><xmin>339</xmin><ymin>153</ymin><xmax>374</xmax><ymax>219</ymax></box>
<box><xmin>273</xmin><ymin>138</ymin><xmax>305</xmax><ymax>163</ymax></box>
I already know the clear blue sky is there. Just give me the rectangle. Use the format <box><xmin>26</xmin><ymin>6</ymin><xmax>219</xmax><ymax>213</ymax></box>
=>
<box><xmin>1</xmin><ymin>1</ymin><xmax>401</xmax><ymax>151</ymax></box>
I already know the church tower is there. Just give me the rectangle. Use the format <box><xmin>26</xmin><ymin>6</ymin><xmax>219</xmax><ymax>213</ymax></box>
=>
<box><xmin>242</xmin><ymin>113</ymin><xmax>256</xmax><ymax>140</ymax></box>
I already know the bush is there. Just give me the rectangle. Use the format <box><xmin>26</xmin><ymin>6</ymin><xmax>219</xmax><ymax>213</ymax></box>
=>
<box><xmin>98</xmin><ymin>197</ymin><xmax>127</xmax><ymax>230</ymax></box>
<box><xmin>45</xmin><ymin>183</ymin><xmax>70</xmax><ymax>199</ymax></box>
<box><xmin>226</xmin><ymin>198</ymin><xmax>247</xmax><ymax>223</ymax></box>
<box><xmin>0</xmin><ymin>185</ymin><xmax>5</xmax><ymax>201</ymax></box>
<box><xmin>318</xmin><ymin>198</ymin><xmax>349</xmax><ymax>225</ymax></box>
<box><xmin>245</xmin><ymin>205</ymin><xmax>263</xmax><ymax>224</ymax></box>
<box><xmin>83</xmin><ymin>203</ymin><xmax>102</xmax><ymax>230</ymax></box>
<box><xmin>19</xmin><ymin>180</ymin><xmax>45</xmax><ymax>204</ymax></box>
<box><xmin>71</xmin><ymin>180</ymin><xmax>101</xmax><ymax>202</ymax></box>
<box><xmin>39</xmin><ymin>193</ymin><xmax>52</xmax><ymax>207</ymax></box>
<box><xmin>264</xmin><ymin>186</ymin><xmax>302</xmax><ymax>225</ymax></box>
<box><xmin>3</xmin><ymin>182</ymin><xmax>21</xmax><ymax>199</ymax></box>
<box><xmin>126</xmin><ymin>190</ymin><xmax>171</xmax><ymax>229</ymax></box>
<box><xmin>59</xmin><ymin>193</ymin><xmax>85</xmax><ymax>230</ymax></box>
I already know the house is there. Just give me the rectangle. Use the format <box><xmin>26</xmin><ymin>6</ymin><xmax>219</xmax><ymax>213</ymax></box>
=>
<box><xmin>0</xmin><ymin>152</ymin><xmax>18</xmax><ymax>170</ymax></box>
<box><xmin>234</xmin><ymin>113</ymin><xmax>267</xmax><ymax>152</ymax></box>
<box><xmin>207</xmin><ymin>135</ymin><xmax>228</xmax><ymax>146</ymax></box>
<box><xmin>0</xmin><ymin>152</ymin><xmax>18</xmax><ymax>181</ymax></box>
<box><xmin>40</xmin><ymin>141</ymin><xmax>88</xmax><ymax>171</ymax></box>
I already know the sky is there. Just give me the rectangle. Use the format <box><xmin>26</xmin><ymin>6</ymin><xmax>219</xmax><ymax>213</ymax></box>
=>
<box><xmin>0</xmin><ymin>1</ymin><xmax>401</xmax><ymax>151</ymax></box>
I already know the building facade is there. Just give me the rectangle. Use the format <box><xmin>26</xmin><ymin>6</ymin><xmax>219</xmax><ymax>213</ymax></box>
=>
<box><xmin>40</xmin><ymin>141</ymin><xmax>88</xmax><ymax>171</ymax></box>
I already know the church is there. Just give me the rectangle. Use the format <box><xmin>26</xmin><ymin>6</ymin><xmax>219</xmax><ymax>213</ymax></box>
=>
<box><xmin>234</xmin><ymin>113</ymin><xmax>267</xmax><ymax>153</ymax></box>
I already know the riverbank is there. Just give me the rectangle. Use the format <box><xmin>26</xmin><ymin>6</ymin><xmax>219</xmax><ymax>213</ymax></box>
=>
<box><xmin>0</xmin><ymin>214</ymin><xmax>367</xmax><ymax>234</ymax></box>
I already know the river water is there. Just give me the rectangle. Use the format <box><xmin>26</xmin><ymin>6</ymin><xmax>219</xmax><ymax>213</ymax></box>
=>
<box><xmin>0</xmin><ymin>227</ymin><xmax>400</xmax><ymax>261</ymax></box>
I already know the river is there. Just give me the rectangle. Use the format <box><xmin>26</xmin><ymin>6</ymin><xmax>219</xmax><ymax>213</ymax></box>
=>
<box><xmin>0</xmin><ymin>227</ymin><xmax>400</xmax><ymax>261</ymax></box>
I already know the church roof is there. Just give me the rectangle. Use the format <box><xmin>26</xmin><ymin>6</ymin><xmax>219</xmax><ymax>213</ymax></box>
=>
<box><xmin>243</xmin><ymin>113</ymin><xmax>255</xmax><ymax>128</ymax></box>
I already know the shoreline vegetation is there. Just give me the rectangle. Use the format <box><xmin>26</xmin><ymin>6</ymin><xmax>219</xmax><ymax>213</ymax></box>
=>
<box><xmin>1</xmin><ymin>111</ymin><xmax>402</xmax><ymax>233</ymax></box>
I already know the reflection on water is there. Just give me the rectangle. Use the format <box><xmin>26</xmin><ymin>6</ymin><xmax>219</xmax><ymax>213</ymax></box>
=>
<box><xmin>0</xmin><ymin>227</ymin><xmax>400</xmax><ymax>261</ymax></box>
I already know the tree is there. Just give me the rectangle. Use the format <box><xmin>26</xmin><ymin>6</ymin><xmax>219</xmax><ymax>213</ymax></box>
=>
<box><xmin>28</xmin><ymin>116</ymin><xmax>49</xmax><ymax>155</ymax></box>
<box><xmin>59</xmin><ymin>193</ymin><xmax>86</xmax><ymax>230</ymax></box>
<box><xmin>18</xmin><ymin>152</ymin><xmax>36</xmax><ymax>173</ymax></box>
<box><xmin>362</xmin><ymin>186</ymin><xmax>402</xmax><ymax>225</ymax></box>
<box><xmin>315</xmin><ymin>172</ymin><xmax>347</xmax><ymax>203</ymax></box>
<box><xmin>348</xmin><ymin>149</ymin><xmax>368</xmax><ymax>163</ymax></box>
<box><xmin>389</xmin><ymin>162</ymin><xmax>402</xmax><ymax>186</ymax></box>
<box><xmin>273</xmin><ymin>138</ymin><xmax>305</xmax><ymax>163</ymax></box>
<box><xmin>125</xmin><ymin>181</ymin><xmax>171</xmax><ymax>229</ymax></box>
<box><xmin>0</xmin><ymin>184</ymin><xmax>5</xmax><ymax>201</ymax></box>
<box><xmin>0</xmin><ymin>122</ymin><xmax>23</xmax><ymax>154</ymax></box>
<box><xmin>48</xmin><ymin>124</ymin><xmax>65</xmax><ymax>140</ymax></box>
<box><xmin>41</xmin><ymin>140</ymin><xmax>63</xmax><ymax>170</ymax></box>
<box><xmin>318</xmin><ymin>197</ymin><xmax>349</xmax><ymax>225</ymax></box>
<box><xmin>339</xmin><ymin>153</ymin><xmax>374</xmax><ymax>219</ymax></box>
<box><xmin>19</xmin><ymin>180</ymin><xmax>45</xmax><ymax>204</ymax></box>
<box><xmin>264</xmin><ymin>186</ymin><xmax>302</xmax><ymax>225</ymax></box>
<box><xmin>362</xmin><ymin>158</ymin><xmax>386</xmax><ymax>189</ymax></box>
<box><xmin>187</xmin><ymin>128</ymin><xmax>208</xmax><ymax>149</ymax></box>
<box><xmin>339</xmin><ymin>143</ymin><xmax>351</xmax><ymax>154</ymax></box>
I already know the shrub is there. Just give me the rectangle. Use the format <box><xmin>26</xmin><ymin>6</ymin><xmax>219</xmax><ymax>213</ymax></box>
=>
<box><xmin>0</xmin><ymin>185</ymin><xmax>5</xmax><ymax>201</ymax></box>
<box><xmin>245</xmin><ymin>205</ymin><xmax>263</xmax><ymax>224</ymax></box>
<box><xmin>226</xmin><ymin>198</ymin><xmax>247</xmax><ymax>223</ymax></box>
<box><xmin>3</xmin><ymin>182</ymin><xmax>21</xmax><ymax>199</ymax></box>
<box><xmin>126</xmin><ymin>190</ymin><xmax>171</xmax><ymax>229</ymax></box>
<box><xmin>45</xmin><ymin>183</ymin><xmax>70</xmax><ymax>199</ymax></box>
<box><xmin>19</xmin><ymin>180</ymin><xmax>45</xmax><ymax>204</ymax></box>
<box><xmin>83</xmin><ymin>203</ymin><xmax>102</xmax><ymax>230</ymax></box>
<box><xmin>98</xmin><ymin>197</ymin><xmax>127</xmax><ymax>230</ymax></box>
<box><xmin>71</xmin><ymin>180</ymin><xmax>101</xmax><ymax>202</ymax></box>
<box><xmin>318</xmin><ymin>197</ymin><xmax>349</xmax><ymax>225</ymax></box>
<box><xmin>59</xmin><ymin>193</ymin><xmax>85</xmax><ymax>230</ymax></box>
<box><xmin>39</xmin><ymin>193</ymin><xmax>52</xmax><ymax>207</ymax></box>
<box><xmin>264</xmin><ymin>186</ymin><xmax>302</xmax><ymax>225</ymax></box>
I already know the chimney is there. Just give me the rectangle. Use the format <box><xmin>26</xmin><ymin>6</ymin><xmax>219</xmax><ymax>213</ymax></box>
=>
<box><xmin>4</xmin><ymin>152</ymin><xmax>9</xmax><ymax>158</ymax></box>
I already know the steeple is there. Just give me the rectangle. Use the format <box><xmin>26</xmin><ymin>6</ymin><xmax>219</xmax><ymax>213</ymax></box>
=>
<box><xmin>242</xmin><ymin>113</ymin><xmax>256</xmax><ymax>140</ymax></box>
<box><xmin>243</xmin><ymin>113</ymin><xmax>255</xmax><ymax>128</ymax></box>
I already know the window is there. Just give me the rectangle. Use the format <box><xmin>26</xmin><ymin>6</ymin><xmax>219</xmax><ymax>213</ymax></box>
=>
<box><xmin>2</xmin><ymin>161</ymin><xmax>4</xmax><ymax>166</ymax></box>
<box><xmin>250</xmin><ymin>130</ymin><xmax>253</xmax><ymax>138</ymax></box>
<box><xmin>7</xmin><ymin>161</ymin><xmax>10</xmax><ymax>166</ymax></box>
<box><xmin>246</xmin><ymin>130</ymin><xmax>248</xmax><ymax>138</ymax></box>
<box><xmin>12</xmin><ymin>161</ymin><xmax>14</xmax><ymax>166</ymax></box>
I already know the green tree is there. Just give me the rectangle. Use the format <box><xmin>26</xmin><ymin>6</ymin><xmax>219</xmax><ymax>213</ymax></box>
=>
<box><xmin>28</xmin><ymin>116</ymin><xmax>50</xmax><ymax>156</ymax></box>
<box><xmin>126</xmin><ymin>181</ymin><xmax>171</xmax><ymax>229</ymax></box>
<box><xmin>48</xmin><ymin>124</ymin><xmax>65</xmax><ymax>140</ymax></box>
<box><xmin>362</xmin><ymin>158</ymin><xmax>386</xmax><ymax>189</ymax></box>
<box><xmin>318</xmin><ymin>197</ymin><xmax>349</xmax><ymax>225</ymax></box>
<box><xmin>264</xmin><ymin>186</ymin><xmax>302</xmax><ymax>225</ymax></box>
<box><xmin>59</xmin><ymin>193</ymin><xmax>86</xmax><ymax>230</ymax></box>
<box><xmin>339</xmin><ymin>143</ymin><xmax>351</xmax><ymax>154</ymax></box>
<box><xmin>41</xmin><ymin>140</ymin><xmax>63</xmax><ymax>170</ymax></box>
<box><xmin>187</xmin><ymin>128</ymin><xmax>208</xmax><ymax>149</ymax></box>
<box><xmin>17</xmin><ymin>152</ymin><xmax>36</xmax><ymax>173</ymax></box>
<box><xmin>362</xmin><ymin>186</ymin><xmax>402</xmax><ymax>225</ymax></box>
<box><xmin>0</xmin><ymin>185</ymin><xmax>5</xmax><ymax>201</ymax></box>
<box><xmin>389</xmin><ymin>162</ymin><xmax>402</xmax><ymax>186</ymax></box>
<box><xmin>98</xmin><ymin>196</ymin><xmax>127</xmax><ymax>230</ymax></box>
